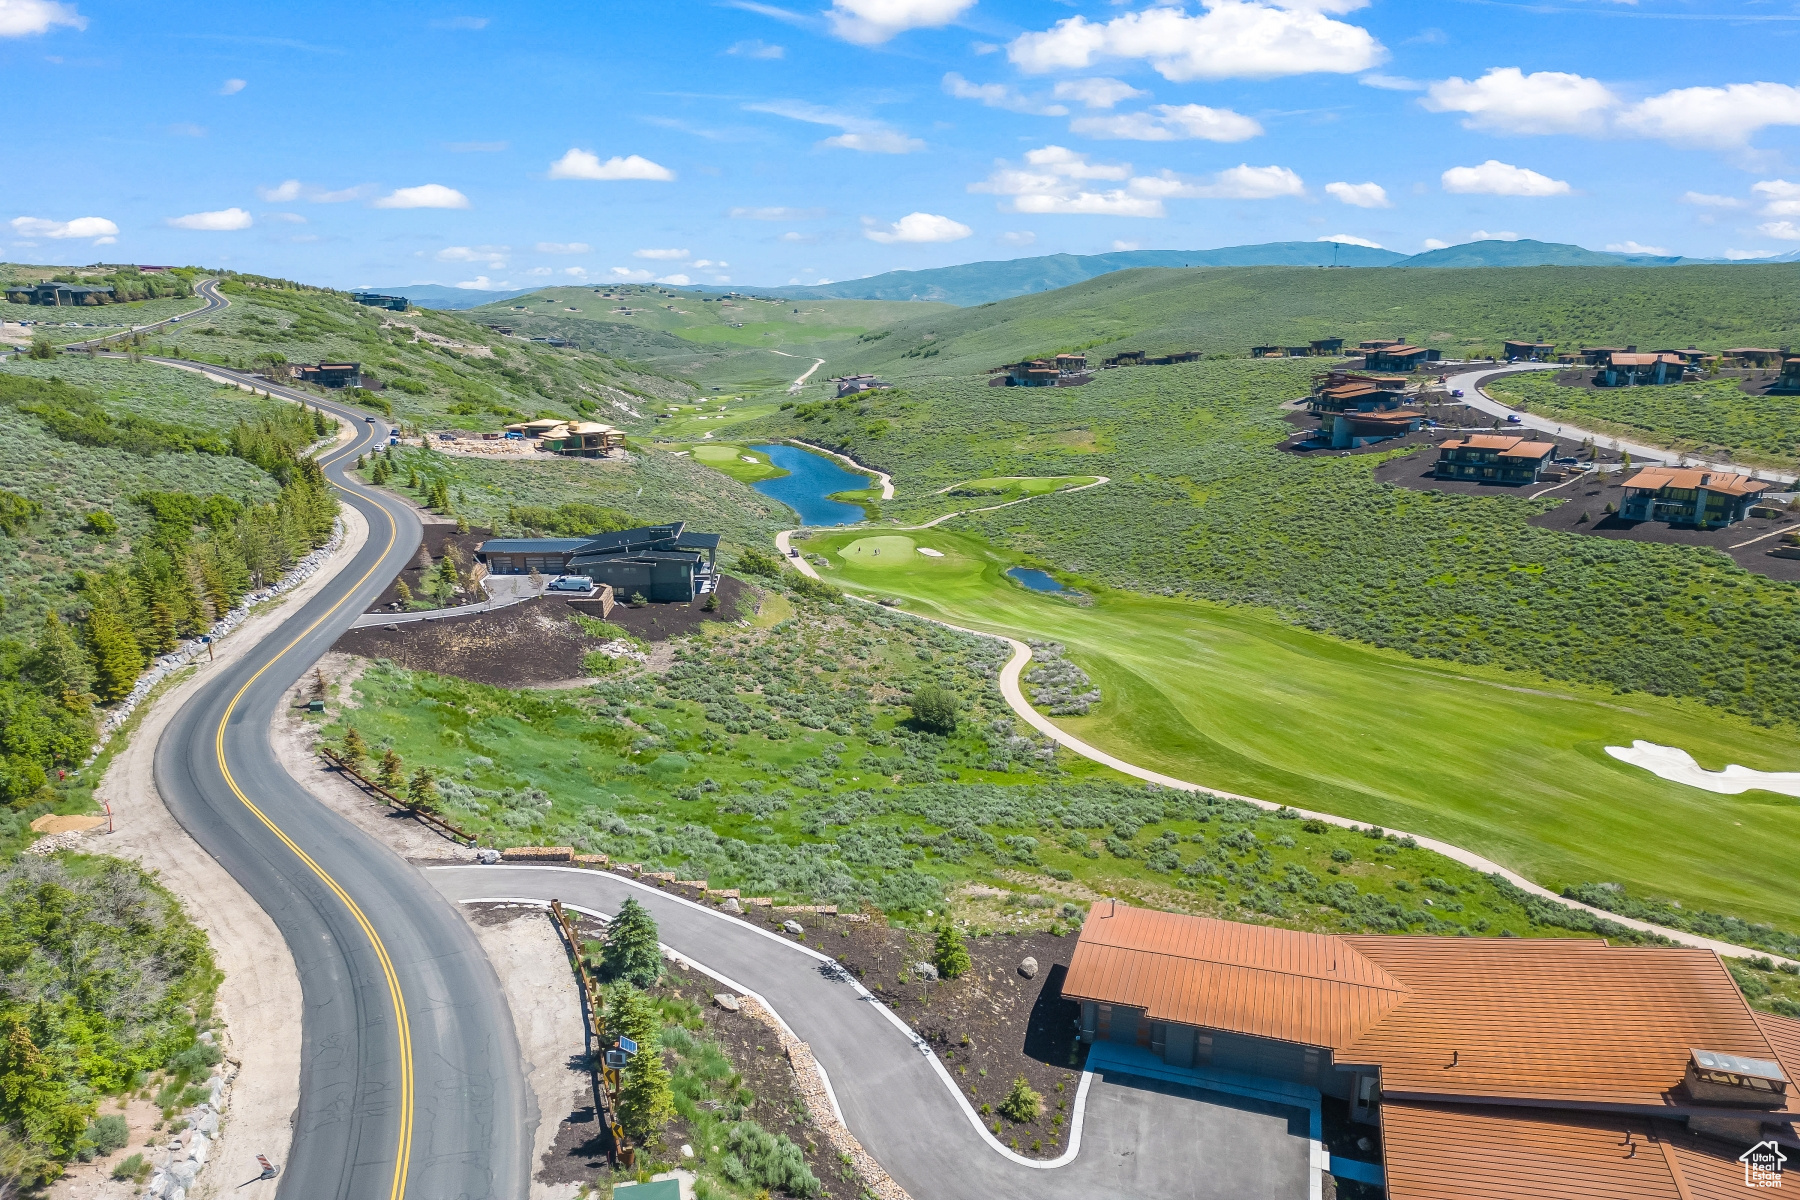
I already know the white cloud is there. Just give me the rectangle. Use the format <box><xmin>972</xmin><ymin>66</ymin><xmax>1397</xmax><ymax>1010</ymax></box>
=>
<box><xmin>1053</xmin><ymin>77</ymin><xmax>1147</xmax><ymax>110</ymax></box>
<box><xmin>1470</xmin><ymin>230</ymin><xmax>1522</xmax><ymax>241</ymax></box>
<box><xmin>1136</xmin><ymin>162</ymin><xmax>1306</xmax><ymax>200</ymax></box>
<box><xmin>526</xmin><ymin>266</ymin><xmax>553</xmax><ymax>276</ymax></box>
<box><xmin>1111</xmin><ymin>239</ymin><xmax>1140</xmax><ymax>251</ymax></box>
<box><xmin>563</xmin><ymin>266</ymin><xmax>588</xmax><ymax>278</ymax></box>
<box><xmin>658</xmin><ymin>273</ymin><xmax>692</xmax><ymax>285</ymax></box>
<box><xmin>1359</xmin><ymin>73</ymin><xmax>1422</xmax><ymax>91</ymax></box>
<box><xmin>1618</xmin><ymin>82</ymin><xmax>1800</xmax><ymax>149</ymax></box>
<box><xmin>1606</xmin><ymin>240</ymin><xmax>1671</xmax><ymax>256</ymax></box>
<box><xmin>10</xmin><ymin>215</ymin><xmax>117</xmax><ymax>240</ymax></box>
<box><xmin>692</xmin><ymin>259</ymin><xmax>728</xmax><ymax>268</ymax></box>
<box><xmin>1423</xmin><ymin>67</ymin><xmax>1617</xmax><ymax>136</ymax></box>
<box><xmin>220</xmin><ymin>78</ymin><xmax>246</xmax><ymax>95</ymax></box>
<box><xmin>1325</xmin><ymin>180</ymin><xmax>1389</xmax><ymax>208</ymax></box>
<box><xmin>731</xmin><ymin>205</ymin><xmax>827</xmax><ymax>220</ymax></box>
<box><xmin>1421</xmin><ymin>237</ymin><xmax>1450</xmax><ymax>250</ymax></box>
<box><xmin>1440</xmin><ymin>160</ymin><xmax>1569</xmax><ymax>197</ymax></box>
<box><xmin>1725</xmin><ymin>249</ymin><xmax>1779</xmax><ymax>260</ymax></box>
<box><xmin>779</xmin><ymin>232</ymin><xmax>818</xmax><ymax>243</ymax></box>
<box><xmin>999</xmin><ymin>230</ymin><xmax>1036</xmax><ymax>246</ymax></box>
<box><xmin>746</xmin><ymin>100</ymin><xmax>924</xmax><ymax>153</ymax></box>
<box><xmin>1071</xmin><ymin>103</ymin><xmax>1262</xmax><ymax>142</ymax></box>
<box><xmin>610</xmin><ymin>266</ymin><xmax>655</xmax><ymax>281</ymax></box>
<box><xmin>548</xmin><ymin>149</ymin><xmax>675</xmax><ymax>181</ymax></box>
<box><xmin>0</xmin><ymin>0</ymin><xmax>85</xmax><ymax>37</ymax></box>
<box><xmin>166</xmin><ymin>207</ymin><xmax>253</xmax><ymax>231</ymax></box>
<box><xmin>634</xmin><ymin>247</ymin><xmax>691</xmax><ymax>260</ymax></box>
<box><xmin>826</xmin><ymin>0</ymin><xmax>976</xmax><ymax>45</ymax></box>
<box><xmin>728</xmin><ymin>38</ymin><xmax>784</xmax><ymax>57</ymax></box>
<box><xmin>258</xmin><ymin>179</ymin><xmax>302</xmax><ymax>202</ymax></box>
<box><xmin>970</xmin><ymin>145</ymin><xmax>1162</xmax><ymax>217</ymax></box>
<box><xmin>454</xmin><ymin>275</ymin><xmax>514</xmax><ymax>290</ymax></box>
<box><xmin>535</xmin><ymin>241</ymin><xmax>591</xmax><ymax>254</ymax></box>
<box><xmin>373</xmin><ymin>184</ymin><xmax>470</xmax><ymax>209</ymax></box>
<box><xmin>1319</xmin><ymin>233</ymin><xmax>1382</xmax><ymax>248</ymax></box>
<box><xmin>1757</xmin><ymin>221</ymin><xmax>1800</xmax><ymax>241</ymax></box>
<box><xmin>436</xmin><ymin>244</ymin><xmax>508</xmax><ymax>266</ymax></box>
<box><xmin>265</xmin><ymin>212</ymin><xmax>306</xmax><ymax>224</ymax></box>
<box><xmin>1752</xmin><ymin>179</ymin><xmax>1800</xmax><ymax>218</ymax></box>
<box><xmin>1008</xmin><ymin>2</ymin><xmax>1384</xmax><ymax>83</ymax></box>
<box><xmin>1680</xmin><ymin>191</ymin><xmax>1742</xmax><ymax>209</ymax></box>
<box><xmin>942</xmin><ymin>72</ymin><xmax>1068</xmax><ymax>116</ymax></box>
<box><xmin>863</xmin><ymin>212</ymin><xmax>973</xmax><ymax>244</ymax></box>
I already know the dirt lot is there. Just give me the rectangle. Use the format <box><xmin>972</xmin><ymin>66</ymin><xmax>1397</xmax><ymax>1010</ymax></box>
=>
<box><xmin>365</xmin><ymin>525</ymin><xmax>494</xmax><ymax>614</ymax></box>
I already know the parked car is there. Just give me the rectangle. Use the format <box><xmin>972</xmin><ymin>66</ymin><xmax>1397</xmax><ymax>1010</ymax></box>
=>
<box><xmin>1451</xmin><ymin>389</ymin><xmax>1465</xmax><ymax>398</ymax></box>
<box><xmin>548</xmin><ymin>576</ymin><xmax>594</xmax><ymax>593</ymax></box>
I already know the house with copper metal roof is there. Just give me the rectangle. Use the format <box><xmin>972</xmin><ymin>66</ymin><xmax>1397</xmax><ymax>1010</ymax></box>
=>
<box><xmin>1432</xmin><ymin>434</ymin><xmax>1558</xmax><ymax>485</ymax></box>
<box><xmin>1364</xmin><ymin>344</ymin><xmax>1440</xmax><ymax>372</ymax></box>
<box><xmin>1308</xmin><ymin>372</ymin><xmax>1412</xmax><ymax>413</ymax></box>
<box><xmin>1598</xmin><ymin>351</ymin><xmax>1688</xmax><ymax>386</ymax></box>
<box><xmin>1063</xmin><ymin>903</ymin><xmax>1800</xmax><ymax>1200</ymax></box>
<box><xmin>1619</xmin><ymin>466</ymin><xmax>1768</xmax><ymax>526</ymax></box>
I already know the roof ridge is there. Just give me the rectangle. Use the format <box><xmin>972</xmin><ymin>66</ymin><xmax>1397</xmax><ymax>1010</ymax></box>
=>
<box><xmin>1095</xmin><ymin>941</ymin><xmax>1412</xmax><ymax>995</ymax></box>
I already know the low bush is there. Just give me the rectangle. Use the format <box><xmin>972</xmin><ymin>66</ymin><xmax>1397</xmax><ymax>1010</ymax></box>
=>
<box><xmin>719</xmin><ymin>1121</ymin><xmax>821</xmax><ymax>1198</ymax></box>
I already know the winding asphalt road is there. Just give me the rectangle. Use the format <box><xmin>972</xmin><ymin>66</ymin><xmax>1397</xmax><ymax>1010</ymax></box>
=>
<box><xmin>143</xmin><ymin>292</ymin><xmax>530</xmax><ymax>1200</ymax></box>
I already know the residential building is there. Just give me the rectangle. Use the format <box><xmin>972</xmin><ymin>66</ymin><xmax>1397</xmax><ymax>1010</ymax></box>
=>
<box><xmin>1310</xmin><ymin>337</ymin><xmax>1345</xmax><ymax>356</ymax></box>
<box><xmin>1365</xmin><ymin>345</ymin><xmax>1439</xmax><ymax>372</ymax></box>
<box><xmin>476</xmin><ymin>522</ymin><xmax>719</xmax><ymax>601</ymax></box>
<box><xmin>1005</xmin><ymin>360</ymin><xmax>1060</xmax><ymax>387</ymax></box>
<box><xmin>1251</xmin><ymin>345</ymin><xmax>1284</xmax><ymax>359</ymax></box>
<box><xmin>350</xmin><ymin>291</ymin><xmax>410</xmax><ymax>311</ymax></box>
<box><xmin>1433</xmin><ymin>434</ymin><xmax>1557</xmax><ymax>484</ymax></box>
<box><xmin>1726</xmin><ymin>348</ymin><xmax>1786</xmax><ymax>369</ymax></box>
<box><xmin>5</xmin><ymin>281</ymin><xmax>116</xmax><ymax>306</ymax></box>
<box><xmin>1054</xmin><ymin>353</ymin><xmax>1088</xmax><ymax>373</ymax></box>
<box><xmin>1325</xmin><ymin>409</ymin><xmax>1422</xmax><ymax>449</ymax></box>
<box><xmin>1357</xmin><ymin>339</ymin><xmax>1404</xmax><ymax>352</ymax></box>
<box><xmin>1619</xmin><ymin>466</ymin><xmax>1768</xmax><ymax>526</ymax></box>
<box><xmin>1063</xmin><ymin>903</ymin><xmax>1800</xmax><ymax>1200</ymax></box>
<box><xmin>835</xmin><ymin>374</ymin><xmax>891</xmax><ymax>398</ymax></box>
<box><xmin>1776</xmin><ymin>357</ymin><xmax>1800</xmax><ymax>392</ymax></box>
<box><xmin>1309</xmin><ymin>372</ymin><xmax>1411</xmax><ymax>413</ymax></box>
<box><xmin>1577</xmin><ymin>346</ymin><xmax>1632</xmax><ymax>365</ymax></box>
<box><xmin>1258</xmin><ymin>339</ymin><xmax>1346</xmax><ymax>358</ymax></box>
<box><xmin>1106</xmin><ymin>350</ymin><xmax>1147</xmax><ymax>366</ymax></box>
<box><xmin>1501</xmin><ymin>339</ymin><xmax>1554</xmax><ymax>361</ymax></box>
<box><xmin>1598</xmin><ymin>352</ymin><xmax>1687</xmax><ymax>386</ymax></box>
<box><xmin>294</xmin><ymin>362</ymin><xmax>361</xmax><ymax>388</ymax></box>
<box><xmin>502</xmin><ymin>418</ymin><xmax>624</xmax><ymax>456</ymax></box>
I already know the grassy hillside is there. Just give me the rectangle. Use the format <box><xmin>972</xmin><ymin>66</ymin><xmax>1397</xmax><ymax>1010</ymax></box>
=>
<box><xmin>1489</xmin><ymin>370</ymin><xmax>1800</xmax><ymax>468</ymax></box>
<box><xmin>743</xmin><ymin>359</ymin><xmax>1800</xmax><ymax>731</ymax></box>
<box><xmin>129</xmin><ymin>275</ymin><xmax>691</xmax><ymax>430</ymax></box>
<box><xmin>791</xmin><ymin>262</ymin><xmax>1800</xmax><ymax>378</ymax></box>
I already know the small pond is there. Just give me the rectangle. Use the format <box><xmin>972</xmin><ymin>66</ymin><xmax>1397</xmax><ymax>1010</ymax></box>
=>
<box><xmin>751</xmin><ymin>444</ymin><xmax>868</xmax><ymax>526</ymax></box>
<box><xmin>1006</xmin><ymin>567</ymin><xmax>1065</xmax><ymax>593</ymax></box>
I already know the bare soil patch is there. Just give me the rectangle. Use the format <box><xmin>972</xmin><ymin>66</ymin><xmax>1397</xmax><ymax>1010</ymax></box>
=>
<box><xmin>365</xmin><ymin>525</ymin><xmax>494</xmax><ymax>614</ymax></box>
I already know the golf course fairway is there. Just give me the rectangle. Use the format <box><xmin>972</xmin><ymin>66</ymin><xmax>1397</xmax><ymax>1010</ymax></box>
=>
<box><xmin>806</xmin><ymin>526</ymin><xmax>1800</xmax><ymax>932</ymax></box>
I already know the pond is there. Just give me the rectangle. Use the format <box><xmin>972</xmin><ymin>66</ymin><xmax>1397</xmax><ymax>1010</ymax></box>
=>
<box><xmin>751</xmin><ymin>443</ymin><xmax>868</xmax><ymax>526</ymax></box>
<box><xmin>1006</xmin><ymin>567</ymin><xmax>1065</xmax><ymax>593</ymax></box>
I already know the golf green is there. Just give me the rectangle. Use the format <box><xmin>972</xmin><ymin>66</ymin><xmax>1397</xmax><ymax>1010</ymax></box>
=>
<box><xmin>806</xmin><ymin>526</ymin><xmax>1800</xmax><ymax>931</ymax></box>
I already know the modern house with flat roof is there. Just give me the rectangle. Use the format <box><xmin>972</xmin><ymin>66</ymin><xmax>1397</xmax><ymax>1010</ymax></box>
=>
<box><xmin>1778</xmin><ymin>357</ymin><xmax>1800</xmax><ymax>393</ymax></box>
<box><xmin>1501</xmin><ymin>339</ymin><xmax>1554</xmax><ymax>361</ymax></box>
<box><xmin>1364</xmin><ymin>345</ymin><xmax>1439</xmax><ymax>372</ymax></box>
<box><xmin>1309</xmin><ymin>372</ymin><xmax>1411</xmax><ymax>413</ymax></box>
<box><xmin>476</xmin><ymin>522</ymin><xmax>719</xmax><ymax>601</ymax></box>
<box><xmin>1598</xmin><ymin>351</ymin><xmax>1687</xmax><ymax>386</ymax></box>
<box><xmin>1063</xmin><ymin>903</ymin><xmax>1800</xmax><ymax>1200</ymax></box>
<box><xmin>5</xmin><ymin>281</ymin><xmax>116</xmax><ymax>306</ymax></box>
<box><xmin>350</xmin><ymin>291</ymin><xmax>410</xmax><ymax>311</ymax></box>
<box><xmin>1433</xmin><ymin>434</ymin><xmax>1557</xmax><ymax>484</ymax></box>
<box><xmin>1726</xmin><ymin>348</ymin><xmax>1786</xmax><ymax>369</ymax></box>
<box><xmin>285</xmin><ymin>362</ymin><xmax>361</xmax><ymax>388</ymax></box>
<box><xmin>1619</xmin><ymin>467</ymin><xmax>1768</xmax><ymax>526</ymax></box>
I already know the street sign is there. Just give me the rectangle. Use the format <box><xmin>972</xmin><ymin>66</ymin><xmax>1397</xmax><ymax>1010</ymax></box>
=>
<box><xmin>604</xmin><ymin>1050</ymin><xmax>628</xmax><ymax>1069</ymax></box>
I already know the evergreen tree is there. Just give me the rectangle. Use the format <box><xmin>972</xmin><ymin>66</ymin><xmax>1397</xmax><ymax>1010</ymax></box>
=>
<box><xmin>395</xmin><ymin>580</ymin><xmax>413</xmax><ymax>606</ymax></box>
<box><xmin>83</xmin><ymin>605</ymin><xmax>143</xmax><ymax>703</ymax></box>
<box><xmin>405</xmin><ymin>766</ymin><xmax>439</xmax><ymax>811</ymax></box>
<box><xmin>27</xmin><ymin>612</ymin><xmax>94</xmax><ymax>704</ymax></box>
<box><xmin>932</xmin><ymin>924</ymin><xmax>971</xmax><ymax>980</ymax></box>
<box><xmin>376</xmin><ymin>748</ymin><xmax>404</xmax><ymax>792</ymax></box>
<box><xmin>341</xmin><ymin>726</ymin><xmax>369</xmax><ymax>770</ymax></box>
<box><xmin>601</xmin><ymin>981</ymin><xmax>660</xmax><ymax>1047</ymax></box>
<box><xmin>615</xmin><ymin>1041</ymin><xmax>674</xmax><ymax>1143</ymax></box>
<box><xmin>599</xmin><ymin>898</ymin><xmax>663</xmax><ymax>987</ymax></box>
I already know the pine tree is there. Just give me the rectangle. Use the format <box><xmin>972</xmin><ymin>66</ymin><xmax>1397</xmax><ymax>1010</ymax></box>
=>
<box><xmin>376</xmin><ymin>748</ymin><xmax>404</xmax><ymax>792</ymax></box>
<box><xmin>341</xmin><ymin>727</ymin><xmax>369</xmax><ymax>770</ymax></box>
<box><xmin>615</xmin><ymin>1041</ymin><xmax>674</xmax><ymax>1142</ymax></box>
<box><xmin>27</xmin><ymin>611</ymin><xmax>94</xmax><ymax>705</ymax></box>
<box><xmin>599</xmin><ymin>898</ymin><xmax>663</xmax><ymax>987</ymax></box>
<box><xmin>406</xmin><ymin>766</ymin><xmax>439</xmax><ymax>811</ymax></box>
<box><xmin>601</xmin><ymin>981</ymin><xmax>660</xmax><ymax>1047</ymax></box>
<box><xmin>84</xmin><ymin>605</ymin><xmax>144</xmax><ymax>703</ymax></box>
<box><xmin>932</xmin><ymin>924</ymin><xmax>971</xmax><ymax>980</ymax></box>
<box><xmin>395</xmin><ymin>580</ymin><xmax>413</xmax><ymax>606</ymax></box>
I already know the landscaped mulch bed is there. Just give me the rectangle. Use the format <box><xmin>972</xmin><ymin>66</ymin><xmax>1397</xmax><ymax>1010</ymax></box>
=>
<box><xmin>364</xmin><ymin>524</ymin><xmax>494</xmax><ymax>613</ymax></box>
<box><xmin>600</xmin><ymin>575</ymin><xmax>754</xmax><ymax>641</ymax></box>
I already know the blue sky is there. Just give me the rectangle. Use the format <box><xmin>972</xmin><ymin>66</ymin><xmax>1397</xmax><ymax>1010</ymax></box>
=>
<box><xmin>4</xmin><ymin>0</ymin><xmax>1800</xmax><ymax>289</ymax></box>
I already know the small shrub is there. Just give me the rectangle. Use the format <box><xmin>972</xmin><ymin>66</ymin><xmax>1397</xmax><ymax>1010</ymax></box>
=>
<box><xmin>111</xmin><ymin>1153</ymin><xmax>149</xmax><ymax>1182</ymax></box>
<box><xmin>910</xmin><ymin>685</ymin><xmax>959</xmax><ymax>734</ymax></box>
<box><xmin>932</xmin><ymin>924</ymin><xmax>971</xmax><ymax>979</ymax></box>
<box><xmin>719</xmin><ymin>1121</ymin><xmax>820</xmax><ymax>1198</ymax></box>
<box><xmin>999</xmin><ymin>1075</ymin><xmax>1041</xmax><ymax>1123</ymax></box>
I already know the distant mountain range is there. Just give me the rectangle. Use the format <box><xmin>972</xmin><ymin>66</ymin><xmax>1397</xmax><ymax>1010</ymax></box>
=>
<box><xmin>380</xmin><ymin>240</ymin><xmax>1800</xmax><ymax>310</ymax></box>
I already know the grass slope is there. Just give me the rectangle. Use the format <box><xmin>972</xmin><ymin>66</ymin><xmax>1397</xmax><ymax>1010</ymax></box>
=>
<box><xmin>802</xmin><ymin>525</ymin><xmax>1800</xmax><ymax>932</ymax></box>
<box><xmin>791</xmin><ymin>262</ymin><xmax>1800</xmax><ymax>380</ymax></box>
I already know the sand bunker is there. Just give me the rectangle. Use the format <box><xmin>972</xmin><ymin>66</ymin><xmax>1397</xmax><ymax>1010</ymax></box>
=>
<box><xmin>1605</xmin><ymin>740</ymin><xmax>1800</xmax><ymax>797</ymax></box>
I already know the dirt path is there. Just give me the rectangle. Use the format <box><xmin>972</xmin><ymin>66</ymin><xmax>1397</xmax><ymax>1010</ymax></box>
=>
<box><xmin>786</xmin><ymin>356</ymin><xmax>827</xmax><ymax>394</ymax></box>
<box><xmin>85</xmin><ymin>500</ymin><xmax>370</xmax><ymax>1198</ymax></box>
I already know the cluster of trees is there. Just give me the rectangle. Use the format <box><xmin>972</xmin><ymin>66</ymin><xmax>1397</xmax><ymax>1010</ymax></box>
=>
<box><xmin>41</xmin><ymin>267</ymin><xmax>195</xmax><ymax>304</ymax></box>
<box><xmin>0</xmin><ymin>858</ymin><xmax>217</xmax><ymax>1186</ymax></box>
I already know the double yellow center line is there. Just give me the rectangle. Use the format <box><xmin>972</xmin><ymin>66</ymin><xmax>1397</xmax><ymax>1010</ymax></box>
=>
<box><xmin>209</xmin><ymin>417</ymin><xmax>414</xmax><ymax>1200</ymax></box>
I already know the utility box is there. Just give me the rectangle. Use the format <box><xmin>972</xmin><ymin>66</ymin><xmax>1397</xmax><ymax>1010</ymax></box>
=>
<box><xmin>306</xmin><ymin>700</ymin><xmax>325</xmax><ymax>713</ymax></box>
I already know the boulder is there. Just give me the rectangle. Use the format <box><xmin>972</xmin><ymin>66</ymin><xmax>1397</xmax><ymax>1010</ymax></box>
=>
<box><xmin>913</xmin><ymin>961</ymin><xmax>939</xmax><ymax>981</ymax></box>
<box><xmin>713</xmin><ymin>993</ymin><xmax>741</xmax><ymax>1013</ymax></box>
<box><xmin>680</xmin><ymin>1143</ymin><xmax>695</xmax><ymax>1159</ymax></box>
<box><xmin>720</xmin><ymin>898</ymin><xmax>742</xmax><ymax>914</ymax></box>
<box><xmin>196</xmin><ymin>1110</ymin><xmax>220</xmax><ymax>1137</ymax></box>
<box><xmin>171</xmin><ymin>1159</ymin><xmax>200</xmax><ymax>1188</ymax></box>
<box><xmin>188</xmin><ymin>1133</ymin><xmax>210</xmax><ymax>1166</ymax></box>
<box><xmin>1018</xmin><ymin>956</ymin><xmax>1038</xmax><ymax>979</ymax></box>
<box><xmin>147</xmin><ymin>1170</ymin><xmax>167</xmax><ymax>1197</ymax></box>
<box><xmin>782</xmin><ymin>920</ymin><xmax>804</xmax><ymax>936</ymax></box>
<box><xmin>475</xmin><ymin>848</ymin><xmax>501</xmax><ymax>865</ymax></box>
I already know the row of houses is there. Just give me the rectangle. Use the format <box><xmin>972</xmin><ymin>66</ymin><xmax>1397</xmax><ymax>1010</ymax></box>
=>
<box><xmin>350</xmin><ymin>291</ymin><xmax>410</xmax><ymax>312</ymax></box>
<box><xmin>6</xmin><ymin>281</ymin><xmax>116</xmax><ymax>306</ymax></box>
<box><xmin>1252</xmin><ymin>338</ymin><xmax>1345</xmax><ymax>358</ymax></box>
<box><xmin>1065</xmin><ymin>903</ymin><xmax>1798</xmax><ymax>1200</ymax></box>
<box><xmin>1503</xmin><ymin>340</ymin><xmax>1800</xmax><ymax>388</ymax></box>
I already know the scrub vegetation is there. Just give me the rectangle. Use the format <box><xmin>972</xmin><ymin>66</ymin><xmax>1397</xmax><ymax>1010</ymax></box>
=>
<box><xmin>1488</xmin><ymin>369</ymin><xmax>1800</xmax><ymax>466</ymax></box>
<box><xmin>0</xmin><ymin>856</ymin><xmax>221</xmax><ymax>1187</ymax></box>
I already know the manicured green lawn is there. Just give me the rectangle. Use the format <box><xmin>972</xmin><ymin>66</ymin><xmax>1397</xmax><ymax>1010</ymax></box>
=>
<box><xmin>803</xmin><ymin>526</ymin><xmax>1800</xmax><ymax>932</ymax></box>
<box><xmin>950</xmin><ymin>475</ymin><xmax>1100</xmax><ymax>498</ymax></box>
<box><xmin>675</xmin><ymin>441</ymin><xmax>788</xmax><ymax>483</ymax></box>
